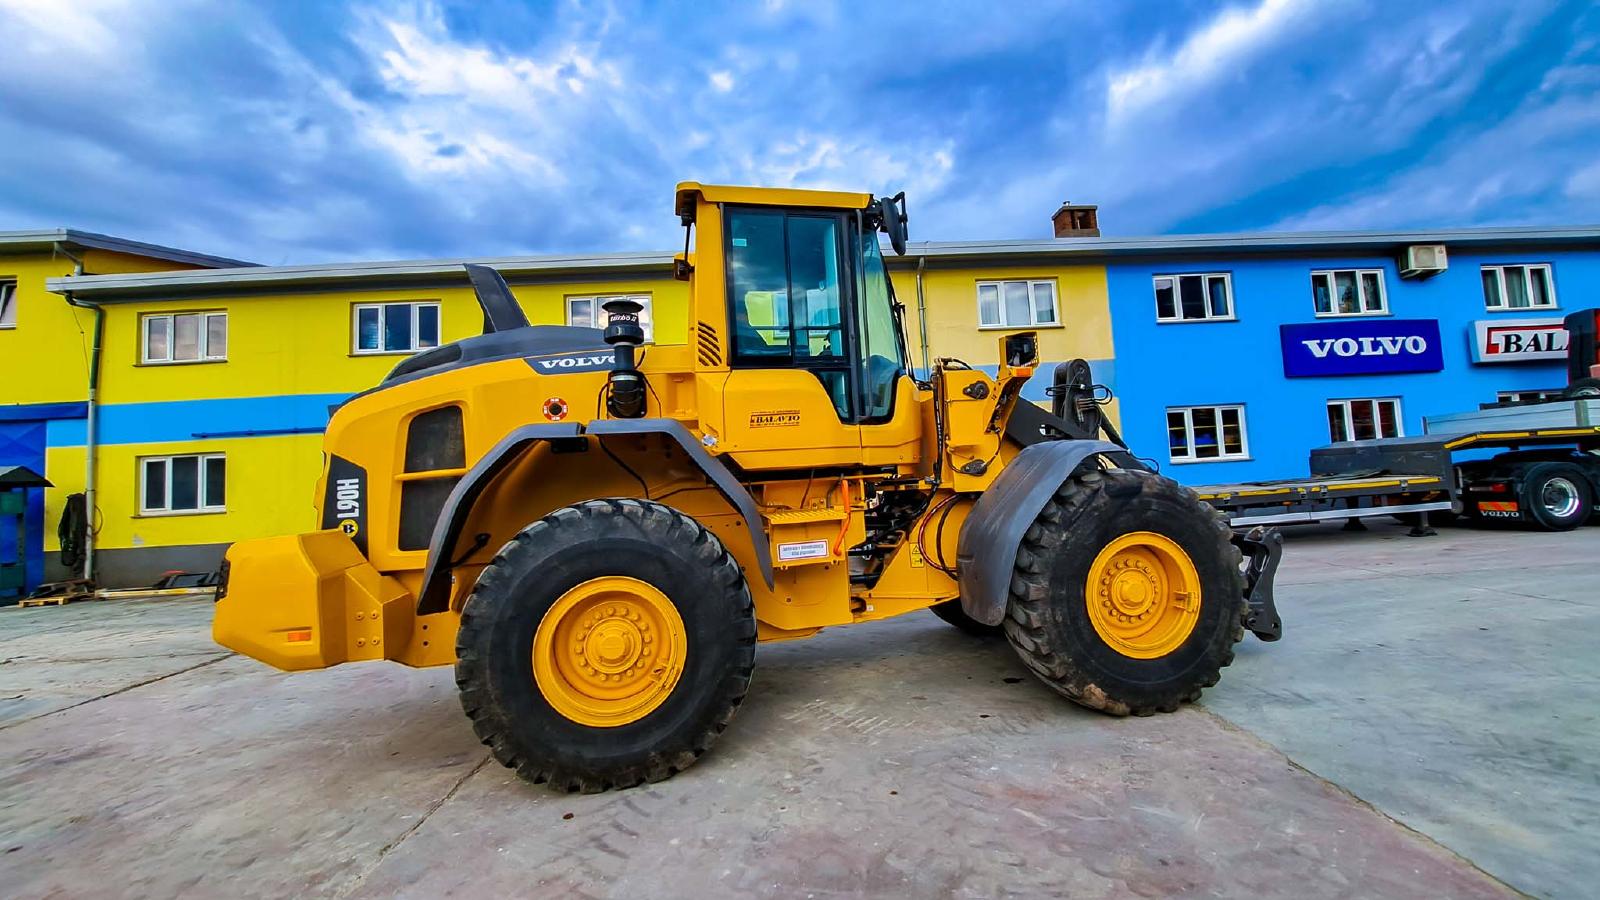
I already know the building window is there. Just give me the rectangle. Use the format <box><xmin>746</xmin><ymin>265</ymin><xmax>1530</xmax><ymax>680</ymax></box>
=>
<box><xmin>568</xmin><ymin>295</ymin><xmax>653</xmax><ymax>341</ymax></box>
<box><xmin>1326</xmin><ymin>398</ymin><xmax>1402</xmax><ymax>443</ymax></box>
<box><xmin>1167</xmin><ymin>405</ymin><xmax>1248</xmax><ymax>462</ymax></box>
<box><xmin>0</xmin><ymin>279</ymin><xmax>17</xmax><ymax>328</ymax></box>
<box><xmin>977</xmin><ymin>279</ymin><xmax>1058</xmax><ymax>328</ymax></box>
<box><xmin>1496</xmin><ymin>389</ymin><xmax>1565</xmax><ymax>404</ymax></box>
<box><xmin>354</xmin><ymin>302</ymin><xmax>440</xmax><ymax>354</ymax></box>
<box><xmin>1481</xmin><ymin>264</ymin><xmax>1555</xmax><ymax>311</ymax></box>
<box><xmin>1311</xmin><ymin>269</ymin><xmax>1387</xmax><ymax>317</ymax></box>
<box><xmin>140</xmin><ymin>453</ymin><xmax>226</xmax><ymax>514</ymax></box>
<box><xmin>1154</xmin><ymin>273</ymin><xmax>1233</xmax><ymax>322</ymax></box>
<box><xmin>142</xmin><ymin>312</ymin><xmax>227</xmax><ymax>363</ymax></box>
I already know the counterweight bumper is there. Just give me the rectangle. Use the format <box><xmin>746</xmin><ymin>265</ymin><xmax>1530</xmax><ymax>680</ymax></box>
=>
<box><xmin>214</xmin><ymin>531</ymin><xmax>413</xmax><ymax>671</ymax></box>
<box><xmin>1233</xmin><ymin>527</ymin><xmax>1284</xmax><ymax>642</ymax></box>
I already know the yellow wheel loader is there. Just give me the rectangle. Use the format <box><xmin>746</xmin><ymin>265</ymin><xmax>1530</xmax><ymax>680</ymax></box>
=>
<box><xmin>215</xmin><ymin>183</ymin><xmax>1282</xmax><ymax>792</ymax></box>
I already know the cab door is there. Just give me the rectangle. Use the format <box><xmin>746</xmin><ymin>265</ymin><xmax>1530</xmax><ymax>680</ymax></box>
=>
<box><xmin>718</xmin><ymin>207</ymin><xmax>863</xmax><ymax>470</ymax></box>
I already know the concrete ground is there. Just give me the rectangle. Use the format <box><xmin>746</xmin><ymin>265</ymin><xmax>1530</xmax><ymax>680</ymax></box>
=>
<box><xmin>1</xmin><ymin>522</ymin><xmax>1593</xmax><ymax>898</ymax></box>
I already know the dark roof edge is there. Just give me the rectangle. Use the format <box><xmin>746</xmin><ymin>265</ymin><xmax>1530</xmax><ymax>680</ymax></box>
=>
<box><xmin>43</xmin><ymin>224</ymin><xmax>1600</xmax><ymax>300</ymax></box>
<box><xmin>0</xmin><ymin>228</ymin><xmax>254</xmax><ymax>268</ymax></box>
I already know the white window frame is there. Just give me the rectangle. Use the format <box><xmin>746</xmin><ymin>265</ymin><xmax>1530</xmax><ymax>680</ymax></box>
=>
<box><xmin>567</xmin><ymin>294</ymin><xmax>654</xmax><ymax>342</ymax></box>
<box><xmin>975</xmin><ymin>279</ymin><xmax>1060</xmax><ymax>329</ymax></box>
<box><xmin>1481</xmin><ymin>264</ymin><xmax>1557</xmax><ymax>312</ymax></box>
<box><xmin>352</xmin><ymin>302</ymin><xmax>442</xmax><ymax>355</ymax></box>
<box><xmin>1326</xmin><ymin>397</ymin><xmax>1403</xmax><ymax>443</ymax></box>
<box><xmin>0</xmin><ymin>278</ymin><xmax>17</xmax><ymax>328</ymax></box>
<box><xmin>1166</xmin><ymin>405</ymin><xmax>1250</xmax><ymax>463</ymax></box>
<box><xmin>1154</xmin><ymin>273</ymin><xmax>1234</xmax><ymax>323</ymax></box>
<box><xmin>1311</xmin><ymin>269</ymin><xmax>1388</xmax><ymax>318</ymax></box>
<box><xmin>1496</xmin><ymin>389</ymin><xmax>1565</xmax><ymax>404</ymax></box>
<box><xmin>138</xmin><ymin>453</ymin><xmax>226</xmax><ymax>515</ymax></box>
<box><xmin>141</xmin><ymin>311</ymin><xmax>227</xmax><ymax>364</ymax></box>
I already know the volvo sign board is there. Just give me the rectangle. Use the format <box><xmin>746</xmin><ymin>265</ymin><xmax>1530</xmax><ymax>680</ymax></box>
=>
<box><xmin>1280</xmin><ymin>319</ymin><xmax>1444</xmax><ymax>377</ymax></box>
<box><xmin>1470</xmin><ymin>317</ymin><xmax>1568</xmax><ymax>364</ymax></box>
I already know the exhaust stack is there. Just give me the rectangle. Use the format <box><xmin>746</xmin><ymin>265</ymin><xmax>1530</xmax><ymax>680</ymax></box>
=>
<box><xmin>602</xmin><ymin>298</ymin><xmax>647</xmax><ymax>418</ymax></box>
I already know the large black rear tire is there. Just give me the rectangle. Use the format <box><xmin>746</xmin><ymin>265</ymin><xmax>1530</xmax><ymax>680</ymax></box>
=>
<box><xmin>455</xmin><ymin>499</ymin><xmax>755</xmax><ymax>792</ymax></box>
<box><xmin>1004</xmin><ymin>468</ymin><xmax>1244</xmax><ymax>716</ymax></box>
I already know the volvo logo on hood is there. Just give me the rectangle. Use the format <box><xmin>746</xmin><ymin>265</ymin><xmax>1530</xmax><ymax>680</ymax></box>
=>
<box><xmin>525</xmin><ymin>352</ymin><xmax>615</xmax><ymax>373</ymax></box>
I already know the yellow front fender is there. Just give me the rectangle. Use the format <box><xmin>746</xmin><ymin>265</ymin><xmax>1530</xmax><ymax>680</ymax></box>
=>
<box><xmin>214</xmin><ymin>531</ymin><xmax>413</xmax><ymax>671</ymax></box>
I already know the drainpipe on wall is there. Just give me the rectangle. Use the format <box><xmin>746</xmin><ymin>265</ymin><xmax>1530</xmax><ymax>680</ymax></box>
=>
<box><xmin>915</xmin><ymin>254</ymin><xmax>930</xmax><ymax>376</ymax></box>
<box><xmin>55</xmin><ymin>243</ymin><xmax>100</xmax><ymax>586</ymax></box>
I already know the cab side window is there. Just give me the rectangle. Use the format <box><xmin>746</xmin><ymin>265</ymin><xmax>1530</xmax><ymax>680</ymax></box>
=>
<box><xmin>855</xmin><ymin>231</ymin><xmax>904</xmax><ymax>421</ymax></box>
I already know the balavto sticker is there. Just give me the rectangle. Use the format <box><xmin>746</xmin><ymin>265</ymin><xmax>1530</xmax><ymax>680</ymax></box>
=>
<box><xmin>322</xmin><ymin>455</ymin><xmax>369</xmax><ymax>554</ymax></box>
<box><xmin>750</xmin><ymin>409</ymin><xmax>802</xmax><ymax>428</ymax></box>
<box><xmin>777</xmin><ymin>539</ymin><xmax>830</xmax><ymax>561</ymax></box>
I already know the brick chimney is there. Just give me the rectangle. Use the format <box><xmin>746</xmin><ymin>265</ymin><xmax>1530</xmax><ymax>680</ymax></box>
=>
<box><xmin>1051</xmin><ymin>201</ymin><xmax>1100</xmax><ymax>238</ymax></box>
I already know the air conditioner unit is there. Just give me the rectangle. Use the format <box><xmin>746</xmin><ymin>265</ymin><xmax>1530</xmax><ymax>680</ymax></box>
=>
<box><xmin>1400</xmin><ymin>244</ymin><xmax>1448</xmax><ymax>279</ymax></box>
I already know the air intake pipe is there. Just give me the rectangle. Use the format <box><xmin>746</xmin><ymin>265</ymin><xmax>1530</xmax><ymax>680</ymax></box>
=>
<box><xmin>602</xmin><ymin>298</ymin><xmax>647</xmax><ymax>418</ymax></box>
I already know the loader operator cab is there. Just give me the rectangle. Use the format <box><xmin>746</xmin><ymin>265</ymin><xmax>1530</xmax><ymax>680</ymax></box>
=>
<box><xmin>720</xmin><ymin>195</ymin><xmax>910</xmax><ymax>425</ymax></box>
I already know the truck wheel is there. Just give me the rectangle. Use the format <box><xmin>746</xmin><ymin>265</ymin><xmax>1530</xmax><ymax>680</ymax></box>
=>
<box><xmin>1519</xmin><ymin>463</ymin><xmax>1592</xmax><ymax>531</ymax></box>
<box><xmin>929</xmin><ymin>599</ymin><xmax>1003</xmax><ymax>636</ymax></box>
<box><xmin>1565</xmin><ymin>377</ymin><xmax>1600</xmax><ymax>398</ymax></box>
<box><xmin>455</xmin><ymin>498</ymin><xmax>756</xmax><ymax>792</ymax></box>
<box><xmin>1004</xmin><ymin>469</ymin><xmax>1244</xmax><ymax>716</ymax></box>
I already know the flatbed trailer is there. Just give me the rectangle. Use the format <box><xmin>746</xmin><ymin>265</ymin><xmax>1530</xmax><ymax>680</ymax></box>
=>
<box><xmin>1195</xmin><ymin>399</ymin><xmax>1600</xmax><ymax>533</ymax></box>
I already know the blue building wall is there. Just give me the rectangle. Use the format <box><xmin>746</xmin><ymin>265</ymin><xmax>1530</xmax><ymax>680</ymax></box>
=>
<box><xmin>1106</xmin><ymin>247</ymin><xmax>1589</xmax><ymax>485</ymax></box>
<box><xmin>1</xmin><ymin>402</ymin><xmax>85</xmax><ymax>597</ymax></box>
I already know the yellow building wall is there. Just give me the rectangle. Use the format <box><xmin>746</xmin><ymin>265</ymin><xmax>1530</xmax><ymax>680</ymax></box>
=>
<box><xmin>45</xmin><ymin>434</ymin><xmax>324</xmax><ymax>552</ymax></box>
<box><xmin>1</xmin><ymin>249</ymin><xmax>213</xmax><ymax>407</ymax></box>
<box><xmin>38</xmin><ymin>258</ymin><xmax>1117</xmax><ymax>563</ymax></box>
<box><xmin>0</xmin><ymin>254</ymin><xmax>96</xmax><ymax>406</ymax></box>
<box><xmin>56</xmin><ymin>274</ymin><xmax>688</xmax><ymax>556</ymax></box>
<box><xmin>894</xmin><ymin>263</ymin><xmax>1115</xmax><ymax>368</ymax></box>
<box><xmin>97</xmin><ymin>275</ymin><xmax>688</xmax><ymax>405</ymax></box>
<box><xmin>893</xmin><ymin>262</ymin><xmax>1121</xmax><ymax>424</ymax></box>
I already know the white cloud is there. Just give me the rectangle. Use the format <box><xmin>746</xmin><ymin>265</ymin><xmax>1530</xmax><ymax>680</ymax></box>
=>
<box><xmin>730</xmin><ymin>133</ymin><xmax>956</xmax><ymax>201</ymax></box>
<box><xmin>1269</xmin><ymin>93</ymin><xmax>1600</xmax><ymax>231</ymax></box>
<box><xmin>1565</xmin><ymin>159</ymin><xmax>1600</xmax><ymax>203</ymax></box>
<box><xmin>708</xmin><ymin>70</ymin><xmax>735</xmax><ymax>93</ymax></box>
<box><xmin>0</xmin><ymin>0</ymin><xmax>136</xmax><ymax>56</ymax></box>
<box><xmin>1106</xmin><ymin>0</ymin><xmax>1323</xmax><ymax>124</ymax></box>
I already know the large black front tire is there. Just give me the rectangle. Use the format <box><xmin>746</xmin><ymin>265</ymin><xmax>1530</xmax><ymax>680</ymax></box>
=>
<box><xmin>455</xmin><ymin>499</ymin><xmax>756</xmax><ymax>792</ymax></box>
<box><xmin>1004</xmin><ymin>468</ymin><xmax>1244</xmax><ymax>716</ymax></box>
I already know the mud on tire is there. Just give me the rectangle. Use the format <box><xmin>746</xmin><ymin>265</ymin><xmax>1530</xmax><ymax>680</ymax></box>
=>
<box><xmin>1003</xmin><ymin>468</ymin><xmax>1244</xmax><ymax>716</ymax></box>
<box><xmin>455</xmin><ymin>498</ymin><xmax>756</xmax><ymax>792</ymax></box>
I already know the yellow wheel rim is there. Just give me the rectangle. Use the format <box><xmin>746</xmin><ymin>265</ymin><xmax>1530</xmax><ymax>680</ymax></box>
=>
<box><xmin>532</xmin><ymin>576</ymin><xmax>688</xmax><ymax>727</ymax></box>
<box><xmin>1085</xmin><ymin>531</ymin><xmax>1202</xmax><ymax>659</ymax></box>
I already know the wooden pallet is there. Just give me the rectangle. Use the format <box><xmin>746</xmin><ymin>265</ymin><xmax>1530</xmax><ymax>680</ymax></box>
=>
<box><xmin>17</xmin><ymin>594</ymin><xmax>78</xmax><ymax>608</ymax></box>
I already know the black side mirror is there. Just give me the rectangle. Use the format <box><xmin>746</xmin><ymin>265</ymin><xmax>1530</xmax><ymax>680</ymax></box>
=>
<box><xmin>877</xmin><ymin>192</ymin><xmax>908</xmax><ymax>256</ymax></box>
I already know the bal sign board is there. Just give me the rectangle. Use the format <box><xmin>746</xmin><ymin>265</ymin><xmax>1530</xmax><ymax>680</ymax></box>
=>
<box><xmin>1471</xmin><ymin>317</ymin><xmax>1569</xmax><ymax>364</ymax></box>
<box><xmin>1279</xmin><ymin>319</ymin><xmax>1444</xmax><ymax>377</ymax></box>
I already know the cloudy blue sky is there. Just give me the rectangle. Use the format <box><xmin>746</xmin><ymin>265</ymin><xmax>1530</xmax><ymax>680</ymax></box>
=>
<box><xmin>1</xmin><ymin>0</ymin><xmax>1596</xmax><ymax>265</ymax></box>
